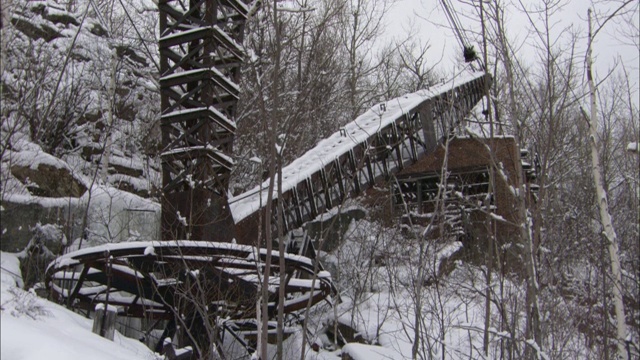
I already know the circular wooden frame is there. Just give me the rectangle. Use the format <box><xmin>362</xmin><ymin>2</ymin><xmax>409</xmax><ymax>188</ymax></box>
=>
<box><xmin>46</xmin><ymin>241</ymin><xmax>334</xmax><ymax>320</ymax></box>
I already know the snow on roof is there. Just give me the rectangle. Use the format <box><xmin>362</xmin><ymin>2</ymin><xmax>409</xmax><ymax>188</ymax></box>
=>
<box><xmin>229</xmin><ymin>71</ymin><xmax>486</xmax><ymax>223</ymax></box>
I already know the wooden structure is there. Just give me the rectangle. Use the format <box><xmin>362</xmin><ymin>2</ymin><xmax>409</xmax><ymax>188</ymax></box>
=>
<box><xmin>51</xmin><ymin>4</ymin><xmax>492</xmax><ymax>353</ymax></box>
<box><xmin>46</xmin><ymin>241</ymin><xmax>333</xmax><ymax>320</ymax></box>
<box><xmin>45</xmin><ymin>2</ymin><xmax>500</xmax><ymax>357</ymax></box>
<box><xmin>392</xmin><ymin>137</ymin><xmax>538</xmax><ymax>244</ymax></box>
<box><xmin>159</xmin><ymin>0</ymin><xmax>250</xmax><ymax>242</ymax></box>
<box><xmin>47</xmin><ymin>2</ymin><xmax>335</xmax><ymax>357</ymax></box>
<box><xmin>232</xmin><ymin>73</ymin><xmax>490</xmax><ymax>244</ymax></box>
<box><xmin>394</xmin><ymin>166</ymin><xmax>493</xmax><ymax>236</ymax></box>
<box><xmin>46</xmin><ymin>241</ymin><xmax>334</xmax><ymax>354</ymax></box>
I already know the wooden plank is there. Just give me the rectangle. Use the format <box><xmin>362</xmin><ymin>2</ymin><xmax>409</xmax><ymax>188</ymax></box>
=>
<box><xmin>320</xmin><ymin>168</ymin><xmax>332</xmax><ymax>209</ymax></box>
<box><xmin>292</xmin><ymin>188</ymin><xmax>303</xmax><ymax>226</ymax></box>
<box><xmin>348</xmin><ymin>148</ymin><xmax>360</xmax><ymax>194</ymax></box>
<box><xmin>407</xmin><ymin>113</ymin><xmax>419</xmax><ymax>161</ymax></box>
<box><xmin>335</xmin><ymin>157</ymin><xmax>346</xmax><ymax>201</ymax></box>
<box><xmin>161</xmin><ymin>45</ymin><xmax>204</xmax><ymax>75</ymax></box>
<box><xmin>420</xmin><ymin>101</ymin><xmax>437</xmax><ymax>152</ymax></box>
<box><xmin>392</xmin><ymin>123</ymin><xmax>404</xmax><ymax>170</ymax></box>
<box><xmin>305</xmin><ymin>178</ymin><xmax>317</xmax><ymax>219</ymax></box>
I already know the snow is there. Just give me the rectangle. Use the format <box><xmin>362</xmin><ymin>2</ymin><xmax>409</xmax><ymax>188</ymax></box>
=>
<box><xmin>176</xmin><ymin>210</ymin><xmax>188</xmax><ymax>226</ymax></box>
<box><xmin>525</xmin><ymin>339</ymin><xmax>550</xmax><ymax>360</ymax></box>
<box><xmin>212</xmin><ymin>25</ymin><xmax>246</xmax><ymax>55</ymax></box>
<box><xmin>489</xmin><ymin>213</ymin><xmax>507</xmax><ymax>222</ymax></box>
<box><xmin>6</xmin><ymin>141</ymin><xmax>70</xmax><ymax>171</ymax></box>
<box><xmin>160</xmin><ymin>145</ymin><xmax>234</xmax><ymax>166</ymax></box>
<box><xmin>74</xmin><ymin>184</ymin><xmax>160</xmax><ymax>244</ymax></box>
<box><xmin>159</xmin><ymin>66</ymin><xmax>240</xmax><ymax>96</ymax></box>
<box><xmin>435</xmin><ymin>241</ymin><xmax>463</xmax><ymax>270</ymax></box>
<box><xmin>161</xmin><ymin>106</ymin><xmax>236</xmax><ymax>131</ymax></box>
<box><xmin>159</xmin><ymin>26</ymin><xmax>208</xmax><ymax>41</ymax></box>
<box><xmin>1</xmin><ymin>251</ymin><xmax>159</xmax><ymax>360</ymax></box>
<box><xmin>230</xmin><ymin>71</ymin><xmax>486</xmax><ymax>222</ymax></box>
<box><xmin>311</xmin><ymin>215</ymin><xmax>566</xmax><ymax>360</ymax></box>
<box><xmin>108</xmin><ymin>154</ymin><xmax>146</xmax><ymax>172</ymax></box>
<box><xmin>209</xmin><ymin>65</ymin><xmax>241</xmax><ymax>94</ymax></box>
<box><xmin>288</xmin><ymin>278</ymin><xmax>323</xmax><ymax>290</ymax></box>
<box><xmin>1</xmin><ymin>192</ymin><xmax>82</xmax><ymax>208</ymax></box>
<box><xmin>94</xmin><ymin>303</ymin><xmax>118</xmax><ymax>313</ymax></box>
<box><xmin>341</xmin><ymin>343</ymin><xmax>401</xmax><ymax>360</ymax></box>
<box><xmin>108</xmin><ymin>173</ymin><xmax>151</xmax><ymax>192</ymax></box>
<box><xmin>314</xmin><ymin>202</ymin><xmax>367</xmax><ymax>221</ymax></box>
<box><xmin>143</xmin><ymin>245</ymin><xmax>156</xmax><ymax>256</ymax></box>
<box><xmin>159</xmin><ymin>67</ymin><xmax>208</xmax><ymax>81</ymax></box>
<box><xmin>249</xmin><ymin>156</ymin><xmax>262</xmax><ymax>164</ymax></box>
<box><xmin>1</xmin><ymin>252</ymin><xmax>24</xmax><ymax>289</ymax></box>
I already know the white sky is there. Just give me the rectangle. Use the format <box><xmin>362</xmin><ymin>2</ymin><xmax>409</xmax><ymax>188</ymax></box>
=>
<box><xmin>383</xmin><ymin>0</ymin><xmax>639</xmax><ymax>95</ymax></box>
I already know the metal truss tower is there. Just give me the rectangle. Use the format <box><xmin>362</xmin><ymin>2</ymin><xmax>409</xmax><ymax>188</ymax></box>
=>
<box><xmin>159</xmin><ymin>0</ymin><xmax>250</xmax><ymax>242</ymax></box>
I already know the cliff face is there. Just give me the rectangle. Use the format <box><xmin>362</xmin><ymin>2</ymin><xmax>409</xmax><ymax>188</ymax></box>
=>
<box><xmin>1</xmin><ymin>0</ymin><xmax>162</xmax><ymax>250</ymax></box>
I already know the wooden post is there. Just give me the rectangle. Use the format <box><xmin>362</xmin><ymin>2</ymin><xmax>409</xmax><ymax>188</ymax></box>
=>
<box><xmin>162</xmin><ymin>338</ymin><xmax>193</xmax><ymax>360</ymax></box>
<box><xmin>419</xmin><ymin>102</ymin><xmax>437</xmax><ymax>152</ymax></box>
<box><xmin>92</xmin><ymin>303</ymin><xmax>117</xmax><ymax>341</ymax></box>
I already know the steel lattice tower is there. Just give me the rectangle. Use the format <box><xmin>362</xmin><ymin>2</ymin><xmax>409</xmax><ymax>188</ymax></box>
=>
<box><xmin>159</xmin><ymin>0</ymin><xmax>250</xmax><ymax>242</ymax></box>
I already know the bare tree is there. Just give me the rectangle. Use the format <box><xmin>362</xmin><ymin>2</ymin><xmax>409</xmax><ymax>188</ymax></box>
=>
<box><xmin>339</xmin><ymin>0</ymin><xmax>396</xmax><ymax>121</ymax></box>
<box><xmin>583</xmin><ymin>6</ymin><xmax>632</xmax><ymax>358</ymax></box>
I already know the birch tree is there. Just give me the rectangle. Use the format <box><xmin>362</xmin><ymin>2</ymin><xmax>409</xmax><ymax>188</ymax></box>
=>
<box><xmin>584</xmin><ymin>7</ymin><xmax>630</xmax><ymax>359</ymax></box>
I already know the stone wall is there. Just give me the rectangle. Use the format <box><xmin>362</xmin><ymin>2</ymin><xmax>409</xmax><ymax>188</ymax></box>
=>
<box><xmin>1</xmin><ymin>195</ymin><xmax>160</xmax><ymax>252</ymax></box>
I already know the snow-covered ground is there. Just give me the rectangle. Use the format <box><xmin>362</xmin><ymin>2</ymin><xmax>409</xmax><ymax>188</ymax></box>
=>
<box><xmin>0</xmin><ymin>222</ymin><xmax>511</xmax><ymax>360</ymax></box>
<box><xmin>0</xmin><ymin>252</ymin><xmax>160</xmax><ymax>360</ymax></box>
<box><xmin>0</xmin><ymin>198</ymin><xmax>600</xmax><ymax>360</ymax></box>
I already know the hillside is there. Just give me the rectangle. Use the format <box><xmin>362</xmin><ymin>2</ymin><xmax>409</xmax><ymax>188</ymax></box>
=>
<box><xmin>2</xmin><ymin>0</ymin><xmax>161</xmax><ymax>252</ymax></box>
<box><xmin>1</xmin><ymin>0</ymin><xmax>638</xmax><ymax>359</ymax></box>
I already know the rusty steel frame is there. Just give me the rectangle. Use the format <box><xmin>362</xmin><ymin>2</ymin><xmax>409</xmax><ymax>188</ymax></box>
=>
<box><xmin>159</xmin><ymin>0</ymin><xmax>250</xmax><ymax>242</ymax></box>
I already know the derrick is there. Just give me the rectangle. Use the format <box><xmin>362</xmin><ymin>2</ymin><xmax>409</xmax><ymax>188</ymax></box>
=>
<box><xmin>159</xmin><ymin>0</ymin><xmax>250</xmax><ymax>242</ymax></box>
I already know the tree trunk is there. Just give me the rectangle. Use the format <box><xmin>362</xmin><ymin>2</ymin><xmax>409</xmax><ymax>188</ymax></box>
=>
<box><xmin>100</xmin><ymin>49</ymin><xmax>117</xmax><ymax>182</ymax></box>
<box><xmin>586</xmin><ymin>9</ymin><xmax>628</xmax><ymax>359</ymax></box>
